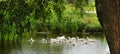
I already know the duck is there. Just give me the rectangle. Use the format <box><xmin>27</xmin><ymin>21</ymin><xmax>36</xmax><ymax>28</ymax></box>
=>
<box><xmin>28</xmin><ymin>38</ymin><xmax>35</xmax><ymax>42</ymax></box>
<box><xmin>57</xmin><ymin>35</ymin><xmax>65</xmax><ymax>40</ymax></box>
<box><xmin>83</xmin><ymin>40</ymin><xmax>88</xmax><ymax>45</ymax></box>
<box><xmin>76</xmin><ymin>37</ymin><xmax>84</xmax><ymax>42</ymax></box>
<box><xmin>65</xmin><ymin>37</ymin><xmax>77</xmax><ymax>45</ymax></box>
<box><xmin>78</xmin><ymin>38</ymin><xmax>84</xmax><ymax>42</ymax></box>
<box><xmin>68</xmin><ymin>37</ymin><xmax>76</xmax><ymax>40</ymax></box>
<box><xmin>50</xmin><ymin>38</ymin><xmax>57</xmax><ymax>43</ymax></box>
<box><xmin>86</xmin><ymin>37</ymin><xmax>95</xmax><ymax>42</ymax></box>
<box><xmin>79</xmin><ymin>37</ymin><xmax>89</xmax><ymax>45</ymax></box>
<box><xmin>41</xmin><ymin>38</ymin><xmax>47</xmax><ymax>43</ymax></box>
<box><xmin>81</xmin><ymin>37</ymin><xmax>95</xmax><ymax>45</ymax></box>
<box><xmin>56</xmin><ymin>35</ymin><xmax>66</xmax><ymax>42</ymax></box>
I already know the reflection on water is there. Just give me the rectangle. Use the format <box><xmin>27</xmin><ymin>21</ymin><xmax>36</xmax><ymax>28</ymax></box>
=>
<box><xmin>0</xmin><ymin>34</ymin><xmax>110</xmax><ymax>54</ymax></box>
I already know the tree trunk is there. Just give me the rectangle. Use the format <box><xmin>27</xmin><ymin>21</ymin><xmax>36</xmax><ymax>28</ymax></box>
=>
<box><xmin>95</xmin><ymin>0</ymin><xmax>120</xmax><ymax>54</ymax></box>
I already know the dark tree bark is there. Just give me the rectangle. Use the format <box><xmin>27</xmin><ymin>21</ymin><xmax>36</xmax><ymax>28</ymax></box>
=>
<box><xmin>95</xmin><ymin>0</ymin><xmax>120</xmax><ymax>54</ymax></box>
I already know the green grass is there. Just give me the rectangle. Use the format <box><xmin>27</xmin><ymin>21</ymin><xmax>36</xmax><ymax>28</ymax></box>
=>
<box><xmin>83</xmin><ymin>16</ymin><xmax>103</xmax><ymax>33</ymax></box>
<box><xmin>46</xmin><ymin>3</ymin><xmax>103</xmax><ymax>34</ymax></box>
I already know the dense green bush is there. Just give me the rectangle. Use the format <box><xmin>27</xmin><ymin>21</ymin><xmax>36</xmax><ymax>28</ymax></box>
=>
<box><xmin>0</xmin><ymin>0</ymin><xmax>103</xmax><ymax>42</ymax></box>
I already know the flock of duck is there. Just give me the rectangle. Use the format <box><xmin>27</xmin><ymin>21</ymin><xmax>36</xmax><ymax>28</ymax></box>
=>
<box><xmin>28</xmin><ymin>35</ymin><xmax>96</xmax><ymax>46</ymax></box>
<box><xmin>50</xmin><ymin>36</ymin><xmax>95</xmax><ymax>46</ymax></box>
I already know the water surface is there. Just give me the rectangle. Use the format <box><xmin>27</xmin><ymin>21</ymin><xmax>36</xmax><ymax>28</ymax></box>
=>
<box><xmin>0</xmin><ymin>34</ymin><xmax>110</xmax><ymax>54</ymax></box>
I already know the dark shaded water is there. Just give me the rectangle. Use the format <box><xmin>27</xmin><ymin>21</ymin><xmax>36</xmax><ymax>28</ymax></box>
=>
<box><xmin>0</xmin><ymin>34</ymin><xmax>110</xmax><ymax>54</ymax></box>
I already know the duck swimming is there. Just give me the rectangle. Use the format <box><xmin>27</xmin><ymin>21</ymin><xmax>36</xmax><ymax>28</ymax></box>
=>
<box><xmin>28</xmin><ymin>38</ymin><xmax>35</xmax><ymax>42</ymax></box>
<box><xmin>86</xmin><ymin>37</ymin><xmax>95</xmax><ymax>42</ymax></box>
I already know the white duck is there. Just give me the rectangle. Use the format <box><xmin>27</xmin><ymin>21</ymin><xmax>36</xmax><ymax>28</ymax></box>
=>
<box><xmin>57</xmin><ymin>35</ymin><xmax>65</xmax><ymax>40</ymax></box>
<box><xmin>86</xmin><ymin>37</ymin><xmax>95</xmax><ymax>42</ymax></box>
<box><xmin>50</xmin><ymin>38</ymin><xmax>57</xmax><ymax>43</ymax></box>
<box><xmin>66</xmin><ymin>37</ymin><xmax>76</xmax><ymax>44</ymax></box>
<box><xmin>28</xmin><ymin>38</ymin><xmax>35</xmax><ymax>42</ymax></box>
<box><xmin>41</xmin><ymin>38</ymin><xmax>47</xmax><ymax>43</ymax></box>
<box><xmin>81</xmin><ymin>37</ymin><xmax>95</xmax><ymax>45</ymax></box>
<box><xmin>57</xmin><ymin>35</ymin><xmax>66</xmax><ymax>42</ymax></box>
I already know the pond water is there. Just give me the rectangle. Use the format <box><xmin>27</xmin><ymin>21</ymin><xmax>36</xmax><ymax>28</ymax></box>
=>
<box><xmin>0</xmin><ymin>34</ymin><xmax>110</xmax><ymax>54</ymax></box>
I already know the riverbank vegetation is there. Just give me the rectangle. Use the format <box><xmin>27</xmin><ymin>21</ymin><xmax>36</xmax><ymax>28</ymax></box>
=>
<box><xmin>0</xmin><ymin>0</ymin><xmax>103</xmax><ymax>42</ymax></box>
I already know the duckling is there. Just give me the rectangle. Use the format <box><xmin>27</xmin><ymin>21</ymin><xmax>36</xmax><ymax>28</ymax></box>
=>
<box><xmin>81</xmin><ymin>37</ymin><xmax>89</xmax><ymax>45</ymax></box>
<box><xmin>27</xmin><ymin>38</ymin><xmax>35</xmax><ymax>45</ymax></box>
<box><xmin>28</xmin><ymin>38</ymin><xmax>35</xmax><ymax>42</ymax></box>
<box><xmin>83</xmin><ymin>40</ymin><xmax>88</xmax><ymax>45</ymax></box>
<box><xmin>56</xmin><ymin>35</ymin><xmax>66</xmax><ymax>43</ymax></box>
<box><xmin>59</xmin><ymin>35</ymin><xmax>65</xmax><ymax>39</ymax></box>
<box><xmin>41</xmin><ymin>38</ymin><xmax>47</xmax><ymax>43</ymax></box>
<box><xmin>50</xmin><ymin>38</ymin><xmax>57</xmax><ymax>43</ymax></box>
<box><xmin>57</xmin><ymin>36</ymin><xmax>65</xmax><ymax>40</ymax></box>
<box><xmin>76</xmin><ymin>37</ymin><xmax>84</xmax><ymax>42</ymax></box>
<box><xmin>68</xmin><ymin>37</ymin><xmax>76</xmax><ymax>41</ymax></box>
<box><xmin>79</xmin><ymin>38</ymin><xmax>84</xmax><ymax>42</ymax></box>
<box><xmin>76</xmin><ymin>37</ymin><xmax>79</xmax><ymax>40</ymax></box>
<box><xmin>86</xmin><ymin>37</ymin><xmax>95</xmax><ymax>42</ymax></box>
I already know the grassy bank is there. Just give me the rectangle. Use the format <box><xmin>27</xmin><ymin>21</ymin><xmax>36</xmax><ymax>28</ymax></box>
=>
<box><xmin>47</xmin><ymin>4</ymin><xmax>103</xmax><ymax>34</ymax></box>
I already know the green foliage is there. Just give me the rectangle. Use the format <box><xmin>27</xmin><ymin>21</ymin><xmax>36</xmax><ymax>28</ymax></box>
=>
<box><xmin>0</xmin><ymin>0</ymin><xmax>103</xmax><ymax>43</ymax></box>
<box><xmin>82</xmin><ymin>14</ymin><xmax>103</xmax><ymax>33</ymax></box>
<box><xmin>74</xmin><ymin>0</ymin><xmax>88</xmax><ymax>8</ymax></box>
